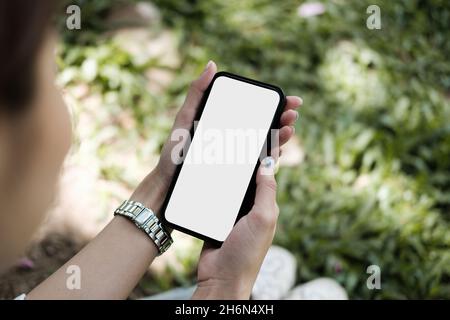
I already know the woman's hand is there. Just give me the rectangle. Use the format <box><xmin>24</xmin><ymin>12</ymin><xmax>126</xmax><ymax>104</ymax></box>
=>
<box><xmin>131</xmin><ymin>60</ymin><xmax>302</xmax><ymax>218</ymax></box>
<box><xmin>191</xmin><ymin>157</ymin><xmax>281</xmax><ymax>299</ymax></box>
<box><xmin>191</xmin><ymin>93</ymin><xmax>301</xmax><ymax>299</ymax></box>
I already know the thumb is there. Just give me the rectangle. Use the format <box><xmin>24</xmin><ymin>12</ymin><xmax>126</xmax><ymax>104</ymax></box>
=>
<box><xmin>173</xmin><ymin>60</ymin><xmax>217</xmax><ymax>130</ymax></box>
<box><xmin>249</xmin><ymin>156</ymin><xmax>279</xmax><ymax>230</ymax></box>
<box><xmin>157</xmin><ymin>61</ymin><xmax>217</xmax><ymax>177</ymax></box>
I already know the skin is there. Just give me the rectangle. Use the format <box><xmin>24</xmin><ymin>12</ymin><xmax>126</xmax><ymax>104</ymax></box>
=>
<box><xmin>0</xmin><ymin>32</ymin><xmax>302</xmax><ymax>299</ymax></box>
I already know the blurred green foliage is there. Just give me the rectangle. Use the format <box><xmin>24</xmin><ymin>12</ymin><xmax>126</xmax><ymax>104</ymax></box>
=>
<box><xmin>58</xmin><ymin>0</ymin><xmax>450</xmax><ymax>298</ymax></box>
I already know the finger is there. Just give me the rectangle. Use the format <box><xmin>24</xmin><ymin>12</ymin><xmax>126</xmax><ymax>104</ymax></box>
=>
<box><xmin>268</xmin><ymin>125</ymin><xmax>294</xmax><ymax>161</ymax></box>
<box><xmin>280</xmin><ymin>109</ymin><xmax>299</xmax><ymax>127</ymax></box>
<box><xmin>279</xmin><ymin>125</ymin><xmax>295</xmax><ymax>147</ymax></box>
<box><xmin>173</xmin><ymin>60</ymin><xmax>217</xmax><ymax>129</ymax></box>
<box><xmin>269</xmin><ymin>145</ymin><xmax>281</xmax><ymax>165</ymax></box>
<box><xmin>250</xmin><ymin>157</ymin><xmax>278</xmax><ymax>227</ymax></box>
<box><xmin>284</xmin><ymin>96</ymin><xmax>303</xmax><ymax>110</ymax></box>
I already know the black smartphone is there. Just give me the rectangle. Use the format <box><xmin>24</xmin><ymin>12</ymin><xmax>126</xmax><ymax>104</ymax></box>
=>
<box><xmin>161</xmin><ymin>71</ymin><xmax>285</xmax><ymax>245</ymax></box>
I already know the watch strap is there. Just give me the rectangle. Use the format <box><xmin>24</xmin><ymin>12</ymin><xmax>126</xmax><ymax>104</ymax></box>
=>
<box><xmin>114</xmin><ymin>200</ymin><xmax>173</xmax><ymax>255</ymax></box>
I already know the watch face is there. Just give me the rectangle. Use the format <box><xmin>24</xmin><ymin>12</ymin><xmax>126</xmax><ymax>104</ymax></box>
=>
<box><xmin>116</xmin><ymin>201</ymin><xmax>172</xmax><ymax>253</ymax></box>
<box><xmin>135</xmin><ymin>208</ymin><xmax>152</xmax><ymax>225</ymax></box>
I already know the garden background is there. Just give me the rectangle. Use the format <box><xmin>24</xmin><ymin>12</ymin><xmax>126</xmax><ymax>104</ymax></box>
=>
<box><xmin>1</xmin><ymin>0</ymin><xmax>449</xmax><ymax>299</ymax></box>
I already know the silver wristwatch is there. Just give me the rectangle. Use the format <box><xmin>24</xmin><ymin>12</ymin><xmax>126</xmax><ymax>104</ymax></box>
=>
<box><xmin>114</xmin><ymin>200</ymin><xmax>173</xmax><ymax>255</ymax></box>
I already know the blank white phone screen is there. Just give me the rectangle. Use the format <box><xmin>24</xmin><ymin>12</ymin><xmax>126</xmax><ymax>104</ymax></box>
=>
<box><xmin>164</xmin><ymin>75</ymin><xmax>281</xmax><ymax>242</ymax></box>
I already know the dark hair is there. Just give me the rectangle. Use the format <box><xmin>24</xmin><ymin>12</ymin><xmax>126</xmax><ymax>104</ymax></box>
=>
<box><xmin>0</xmin><ymin>0</ymin><xmax>55</xmax><ymax>114</ymax></box>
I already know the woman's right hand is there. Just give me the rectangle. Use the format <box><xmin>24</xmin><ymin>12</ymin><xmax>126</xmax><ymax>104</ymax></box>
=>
<box><xmin>192</xmin><ymin>156</ymin><xmax>282</xmax><ymax>299</ymax></box>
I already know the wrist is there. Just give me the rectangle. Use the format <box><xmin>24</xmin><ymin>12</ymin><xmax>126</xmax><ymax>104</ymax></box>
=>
<box><xmin>192</xmin><ymin>278</ymin><xmax>252</xmax><ymax>300</ymax></box>
<box><xmin>114</xmin><ymin>200</ymin><xmax>173</xmax><ymax>254</ymax></box>
<box><xmin>130</xmin><ymin>168</ymin><xmax>169</xmax><ymax>217</ymax></box>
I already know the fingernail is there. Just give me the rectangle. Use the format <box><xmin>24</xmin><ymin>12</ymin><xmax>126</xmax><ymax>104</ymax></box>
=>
<box><xmin>291</xmin><ymin>126</ymin><xmax>296</xmax><ymax>134</ymax></box>
<box><xmin>294</xmin><ymin>110</ymin><xmax>299</xmax><ymax>120</ymax></box>
<box><xmin>297</xmin><ymin>96</ymin><xmax>303</xmax><ymax>105</ymax></box>
<box><xmin>261</xmin><ymin>156</ymin><xmax>277</xmax><ymax>175</ymax></box>
<box><xmin>262</xmin><ymin>156</ymin><xmax>275</xmax><ymax>169</ymax></box>
<box><xmin>204</xmin><ymin>60</ymin><xmax>213</xmax><ymax>72</ymax></box>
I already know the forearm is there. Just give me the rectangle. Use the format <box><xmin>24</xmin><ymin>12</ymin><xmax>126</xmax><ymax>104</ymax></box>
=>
<box><xmin>27</xmin><ymin>170</ymin><xmax>168</xmax><ymax>300</ymax></box>
<box><xmin>27</xmin><ymin>216</ymin><xmax>158</xmax><ymax>299</ymax></box>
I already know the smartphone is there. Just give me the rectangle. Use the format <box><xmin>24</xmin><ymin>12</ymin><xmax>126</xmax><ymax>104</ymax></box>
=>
<box><xmin>161</xmin><ymin>71</ymin><xmax>285</xmax><ymax>245</ymax></box>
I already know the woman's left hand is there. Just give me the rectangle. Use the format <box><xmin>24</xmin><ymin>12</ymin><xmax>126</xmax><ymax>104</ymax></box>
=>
<box><xmin>130</xmin><ymin>61</ymin><xmax>302</xmax><ymax>216</ymax></box>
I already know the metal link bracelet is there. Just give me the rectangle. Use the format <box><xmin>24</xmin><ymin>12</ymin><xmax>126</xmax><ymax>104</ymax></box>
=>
<box><xmin>114</xmin><ymin>200</ymin><xmax>173</xmax><ymax>254</ymax></box>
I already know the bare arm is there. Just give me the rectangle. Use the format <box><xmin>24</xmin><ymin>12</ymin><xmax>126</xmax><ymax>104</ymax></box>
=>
<box><xmin>27</xmin><ymin>171</ymin><xmax>165</xmax><ymax>300</ymax></box>
<box><xmin>27</xmin><ymin>216</ymin><xmax>157</xmax><ymax>299</ymax></box>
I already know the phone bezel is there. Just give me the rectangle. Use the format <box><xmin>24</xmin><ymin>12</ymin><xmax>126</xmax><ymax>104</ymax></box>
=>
<box><xmin>160</xmin><ymin>71</ymin><xmax>286</xmax><ymax>246</ymax></box>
